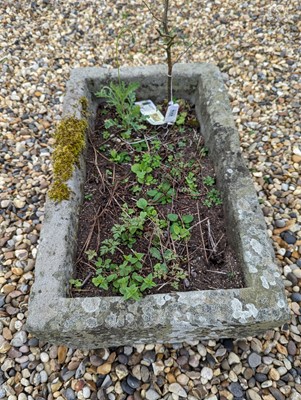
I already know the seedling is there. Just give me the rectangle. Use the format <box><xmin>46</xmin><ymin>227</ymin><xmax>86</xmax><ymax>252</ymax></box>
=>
<box><xmin>69</xmin><ymin>279</ymin><xmax>83</xmax><ymax>289</ymax></box>
<box><xmin>167</xmin><ymin>213</ymin><xmax>194</xmax><ymax>241</ymax></box>
<box><xmin>147</xmin><ymin>182</ymin><xmax>175</xmax><ymax>204</ymax></box>
<box><xmin>109</xmin><ymin>149</ymin><xmax>130</xmax><ymax>163</ymax></box>
<box><xmin>84</xmin><ymin>193</ymin><xmax>93</xmax><ymax>201</ymax></box>
<box><xmin>203</xmin><ymin>189</ymin><xmax>223</xmax><ymax>208</ymax></box>
<box><xmin>131</xmin><ymin>153</ymin><xmax>161</xmax><ymax>185</ymax></box>
<box><xmin>85</xmin><ymin>249</ymin><xmax>97</xmax><ymax>260</ymax></box>
<box><xmin>176</xmin><ymin>112</ymin><xmax>187</xmax><ymax>126</ymax></box>
<box><xmin>185</xmin><ymin>171</ymin><xmax>200</xmax><ymax>198</ymax></box>
<box><xmin>200</xmin><ymin>147</ymin><xmax>209</xmax><ymax>157</ymax></box>
<box><xmin>203</xmin><ymin>176</ymin><xmax>215</xmax><ymax>186</ymax></box>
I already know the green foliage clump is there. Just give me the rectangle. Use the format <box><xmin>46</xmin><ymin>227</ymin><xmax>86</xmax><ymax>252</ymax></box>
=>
<box><xmin>95</xmin><ymin>81</ymin><xmax>145</xmax><ymax>139</ymax></box>
<box><xmin>48</xmin><ymin>116</ymin><xmax>87</xmax><ymax>201</ymax></box>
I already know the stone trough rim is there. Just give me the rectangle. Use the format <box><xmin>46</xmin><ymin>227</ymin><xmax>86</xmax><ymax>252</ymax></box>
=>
<box><xmin>27</xmin><ymin>63</ymin><xmax>290</xmax><ymax>348</ymax></box>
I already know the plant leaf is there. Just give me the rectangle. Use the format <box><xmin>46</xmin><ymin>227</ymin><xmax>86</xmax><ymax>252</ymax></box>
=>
<box><xmin>150</xmin><ymin>247</ymin><xmax>162</xmax><ymax>260</ymax></box>
<box><xmin>182</xmin><ymin>214</ymin><xmax>194</xmax><ymax>224</ymax></box>
<box><xmin>167</xmin><ymin>213</ymin><xmax>178</xmax><ymax>222</ymax></box>
<box><xmin>147</xmin><ymin>189</ymin><xmax>158</xmax><ymax>197</ymax></box>
<box><xmin>136</xmin><ymin>198</ymin><xmax>148</xmax><ymax>210</ymax></box>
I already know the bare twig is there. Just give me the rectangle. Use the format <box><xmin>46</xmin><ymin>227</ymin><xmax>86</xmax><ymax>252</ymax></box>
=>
<box><xmin>196</xmin><ymin>202</ymin><xmax>208</xmax><ymax>264</ymax></box>
<box><xmin>77</xmin><ymin>260</ymin><xmax>96</xmax><ymax>271</ymax></box>
<box><xmin>208</xmin><ymin>233</ymin><xmax>225</xmax><ymax>260</ymax></box>
<box><xmin>88</xmin><ymin>135</ymin><xmax>105</xmax><ymax>188</ymax></box>
<box><xmin>81</xmin><ymin>271</ymin><xmax>94</xmax><ymax>288</ymax></box>
<box><xmin>207</xmin><ymin>219</ymin><xmax>216</xmax><ymax>251</ymax></box>
<box><xmin>206</xmin><ymin>270</ymin><xmax>227</xmax><ymax>275</ymax></box>
<box><xmin>189</xmin><ymin>217</ymin><xmax>209</xmax><ymax>231</ymax></box>
<box><xmin>174</xmin><ymin>37</ymin><xmax>199</xmax><ymax>64</ymax></box>
<box><xmin>185</xmin><ymin>240</ymin><xmax>190</xmax><ymax>276</ymax></box>
<box><xmin>141</xmin><ymin>0</ymin><xmax>163</xmax><ymax>23</ymax></box>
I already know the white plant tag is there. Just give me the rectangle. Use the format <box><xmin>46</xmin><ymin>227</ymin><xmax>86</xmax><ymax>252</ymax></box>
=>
<box><xmin>164</xmin><ymin>102</ymin><xmax>179</xmax><ymax>125</ymax></box>
<box><xmin>135</xmin><ymin>100</ymin><xmax>165</xmax><ymax>126</ymax></box>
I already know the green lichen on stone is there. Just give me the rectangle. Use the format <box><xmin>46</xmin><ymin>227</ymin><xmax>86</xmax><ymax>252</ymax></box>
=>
<box><xmin>48</xmin><ymin>116</ymin><xmax>87</xmax><ymax>201</ymax></box>
<box><xmin>79</xmin><ymin>96</ymin><xmax>89</xmax><ymax>118</ymax></box>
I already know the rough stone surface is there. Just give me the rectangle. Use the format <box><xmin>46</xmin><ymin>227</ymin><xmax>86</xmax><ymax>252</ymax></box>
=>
<box><xmin>27</xmin><ymin>64</ymin><xmax>289</xmax><ymax>348</ymax></box>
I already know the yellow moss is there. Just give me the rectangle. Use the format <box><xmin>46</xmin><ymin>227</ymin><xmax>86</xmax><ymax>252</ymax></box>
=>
<box><xmin>79</xmin><ymin>96</ymin><xmax>89</xmax><ymax>118</ymax></box>
<box><xmin>48</xmin><ymin>116</ymin><xmax>87</xmax><ymax>202</ymax></box>
<box><xmin>52</xmin><ymin>146</ymin><xmax>76</xmax><ymax>181</ymax></box>
<box><xmin>48</xmin><ymin>181</ymin><xmax>70</xmax><ymax>202</ymax></box>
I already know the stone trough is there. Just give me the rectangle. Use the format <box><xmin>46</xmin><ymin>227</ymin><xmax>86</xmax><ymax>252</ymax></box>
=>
<box><xmin>27</xmin><ymin>64</ymin><xmax>289</xmax><ymax>348</ymax></box>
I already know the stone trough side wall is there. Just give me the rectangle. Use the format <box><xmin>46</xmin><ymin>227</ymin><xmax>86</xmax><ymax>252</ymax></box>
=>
<box><xmin>27</xmin><ymin>64</ymin><xmax>290</xmax><ymax>349</ymax></box>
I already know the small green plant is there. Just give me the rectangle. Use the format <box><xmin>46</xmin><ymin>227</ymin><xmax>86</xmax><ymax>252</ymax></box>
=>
<box><xmin>95</xmin><ymin>81</ymin><xmax>145</xmax><ymax>138</ymax></box>
<box><xmin>227</xmin><ymin>271</ymin><xmax>236</xmax><ymax>280</ymax></box>
<box><xmin>131</xmin><ymin>153</ymin><xmax>161</xmax><ymax>185</ymax></box>
<box><xmin>147</xmin><ymin>182</ymin><xmax>175</xmax><ymax>204</ymax></box>
<box><xmin>85</xmin><ymin>249</ymin><xmax>97</xmax><ymax>260</ymax></box>
<box><xmin>92</xmin><ymin>251</ymin><xmax>157</xmax><ymax>300</ymax></box>
<box><xmin>69</xmin><ymin>279</ymin><xmax>83</xmax><ymax>288</ymax></box>
<box><xmin>167</xmin><ymin>213</ymin><xmax>194</xmax><ymax>241</ymax></box>
<box><xmin>178</xmin><ymin>140</ymin><xmax>187</xmax><ymax>149</ymax></box>
<box><xmin>200</xmin><ymin>147</ymin><xmax>209</xmax><ymax>157</ymax></box>
<box><xmin>99</xmin><ymin>238</ymin><xmax>120</xmax><ymax>256</ymax></box>
<box><xmin>203</xmin><ymin>176</ymin><xmax>215</xmax><ymax>186</ymax></box>
<box><xmin>176</xmin><ymin>111</ymin><xmax>187</xmax><ymax>126</ymax></box>
<box><xmin>109</xmin><ymin>149</ymin><xmax>130</xmax><ymax>163</ymax></box>
<box><xmin>203</xmin><ymin>189</ymin><xmax>223</xmax><ymax>207</ymax></box>
<box><xmin>84</xmin><ymin>193</ymin><xmax>93</xmax><ymax>201</ymax></box>
<box><xmin>185</xmin><ymin>171</ymin><xmax>200</xmax><ymax>198</ymax></box>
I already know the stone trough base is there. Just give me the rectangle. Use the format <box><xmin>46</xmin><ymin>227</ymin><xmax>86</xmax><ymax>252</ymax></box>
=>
<box><xmin>27</xmin><ymin>64</ymin><xmax>289</xmax><ymax>348</ymax></box>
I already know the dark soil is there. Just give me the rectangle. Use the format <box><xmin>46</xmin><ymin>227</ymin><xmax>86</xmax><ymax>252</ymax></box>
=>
<box><xmin>71</xmin><ymin>103</ymin><xmax>245</xmax><ymax>298</ymax></box>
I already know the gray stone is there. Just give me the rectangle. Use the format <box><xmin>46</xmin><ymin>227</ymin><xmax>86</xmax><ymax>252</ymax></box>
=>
<box><xmin>143</xmin><ymin>350</ymin><xmax>156</xmax><ymax>363</ymax></box>
<box><xmin>281</xmin><ymin>231</ymin><xmax>297</xmax><ymax>245</ymax></box>
<box><xmin>248</xmin><ymin>353</ymin><xmax>262</xmax><ymax>368</ymax></box>
<box><xmin>0</xmin><ymin>388</ymin><xmax>5</xmax><ymax>399</ymax></box>
<box><xmin>0</xmin><ymin>295</ymin><xmax>5</xmax><ymax>308</ymax></box>
<box><xmin>289</xmin><ymin>391</ymin><xmax>301</xmax><ymax>400</ymax></box>
<box><xmin>121</xmin><ymin>380</ymin><xmax>135</xmax><ymax>395</ymax></box>
<box><xmin>247</xmin><ymin>389</ymin><xmax>262</xmax><ymax>400</ymax></box>
<box><xmin>255</xmin><ymin>373</ymin><xmax>267</xmax><ymax>383</ymax></box>
<box><xmin>275</xmin><ymin>220</ymin><xmax>286</xmax><ymax>228</ymax></box>
<box><xmin>11</xmin><ymin>331</ymin><xmax>27</xmax><ymax>347</ymax></box>
<box><xmin>201</xmin><ymin>367</ymin><xmax>213</xmax><ymax>380</ymax></box>
<box><xmin>169</xmin><ymin>383</ymin><xmax>187</xmax><ymax>398</ymax></box>
<box><xmin>145</xmin><ymin>388</ymin><xmax>161</xmax><ymax>400</ymax></box>
<box><xmin>287</xmin><ymin>340</ymin><xmax>297</xmax><ymax>356</ymax></box>
<box><xmin>291</xmin><ymin>293</ymin><xmax>301</xmax><ymax>302</ymax></box>
<box><xmin>269</xmin><ymin>387</ymin><xmax>285</xmax><ymax>400</ymax></box>
<box><xmin>97</xmin><ymin>389</ymin><xmax>108</xmax><ymax>400</ymax></box>
<box><xmin>26</xmin><ymin>64</ymin><xmax>290</xmax><ymax>348</ymax></box>
<box><xmin>287</xmin><ymin>273</ymin><xmax>298</xmax><ymax>286</ymax></box>
<box><xmin>229</xmin><ymin>382</ymin><xmax>244</xmax><ymax>397</ymax></box>
<box><xmin>127</xmin><ymin>375</ymin><xmax>141</xmax><ymax>389</ymax></box>
<box><xmin>65</xmin><ymin>388</ymin><xmax>76</xmax><ymax>400</ymax></box>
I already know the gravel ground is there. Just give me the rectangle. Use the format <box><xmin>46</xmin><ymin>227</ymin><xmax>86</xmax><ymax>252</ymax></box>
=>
<box><xmin>0</xmin><ymin>0</ymin><xmax>301</xmax><ymax>399</ymax></box>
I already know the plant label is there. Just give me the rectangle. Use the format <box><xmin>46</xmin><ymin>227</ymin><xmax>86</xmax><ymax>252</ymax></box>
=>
<box><xmin>164</xmin><ymin>102</ymin><xmax>179</xmax><ymax>125</ymax></box>
<box><xmin>135</xmin><ymin>100</ymin><xmax>165</xmax><ymax>126</ymax></box>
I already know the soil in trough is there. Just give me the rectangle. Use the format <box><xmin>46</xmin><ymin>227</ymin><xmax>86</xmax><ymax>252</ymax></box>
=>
<box><xmin>71</xmin><ymin>102</ymin><xmax>245</xmax><ymax>298</ymax></box>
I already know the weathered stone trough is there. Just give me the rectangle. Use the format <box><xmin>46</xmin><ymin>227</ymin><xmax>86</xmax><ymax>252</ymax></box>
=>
<box><xmin>27</xmin><ymin>64</ymin><xmax>289</xmax><ymax>348</ymax></box>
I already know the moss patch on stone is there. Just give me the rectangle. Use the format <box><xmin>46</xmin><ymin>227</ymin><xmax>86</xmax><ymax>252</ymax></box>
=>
<box><xmin>48</xmin><ymin>116</ymin><xmax>87</xmax><ymax>201</ymax></box>
<box><xmin>79</xmin><ymin>96</ymin><xmax>89</xmax><ymax>118</ymax></box>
